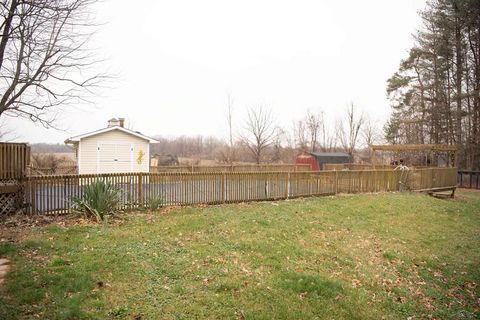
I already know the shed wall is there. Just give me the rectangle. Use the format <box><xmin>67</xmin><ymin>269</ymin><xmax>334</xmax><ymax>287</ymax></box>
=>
<box><xmin>78</xmin><ymin>130</ymin><xmax>150</xmax><ymax>174</ymax></box>
<box><xmin>295</xmin><ymin>155</ymin><xmax>319</xmax><ymax>171</ymax></box>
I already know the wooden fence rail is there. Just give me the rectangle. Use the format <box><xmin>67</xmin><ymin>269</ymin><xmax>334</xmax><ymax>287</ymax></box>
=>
<box><xmin>323</xmin><ymin>163</ymin><xmax>396</xmax><ymax>171</ymax></box>
<box><xmin>150</xmin><ymin>164</ymin><xmax>312</xmax><ymax>173</ymax></box>
<box><xmin>23</xmin><ymin>167</ymin><xmax>457</xmax><ymax>215</ymax></box>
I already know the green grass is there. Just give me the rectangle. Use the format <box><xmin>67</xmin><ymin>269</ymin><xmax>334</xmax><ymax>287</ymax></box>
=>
<box><xmin>1</xmin><ymin>190</ymin><xmax>479</xmax><ymax>319</ymax></box>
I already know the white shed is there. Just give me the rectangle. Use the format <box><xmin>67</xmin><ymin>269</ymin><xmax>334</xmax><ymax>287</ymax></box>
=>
<box><xmin>65</xmin><ymin>118</ymin><xmax>158</xmax><ymax>174</ymax></box>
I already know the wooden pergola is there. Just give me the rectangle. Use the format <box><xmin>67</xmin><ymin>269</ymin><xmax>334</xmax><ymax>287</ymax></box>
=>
<box><xmin>369</xmin><ymin>144</ymin><xmax>458</xmax><ymax>167</ymax></box>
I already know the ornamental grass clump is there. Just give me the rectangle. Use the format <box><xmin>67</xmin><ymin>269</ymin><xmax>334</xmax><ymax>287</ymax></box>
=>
<box><xmin>72</xmin><ymin>180</ymin><xmax>121</xmax><ymax>222</ymax></box>
<box><xmin>146</xmin><ymin>196</ymin><xmax>163</xmax><ymax>210</ymax></box>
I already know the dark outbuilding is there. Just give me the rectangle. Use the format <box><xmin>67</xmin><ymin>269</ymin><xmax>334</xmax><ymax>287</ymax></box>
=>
<box><xmin>296</xmin><ymin>152</ymin><xmax>353</xmax><ymax>170</ymax></box>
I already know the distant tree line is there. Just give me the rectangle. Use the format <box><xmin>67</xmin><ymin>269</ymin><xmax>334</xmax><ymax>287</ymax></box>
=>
<box><xmin>150</xmin><ymin>103</ymin><xmax>380</xmax><ymax>165</ymax></box>
<box><xmin>385</xmin><ymin>0</ymin><xmax>480</xmax><ymax>169</ymax></box>
<box><xmin>30</xmin><ymin>143</ymin><xmax>72</xmax><ymax>153</ymax></box>
<box><xmin>150</xmin><ymin>136</ymin><xmax>226</xmax><ymax>161</ymax></box>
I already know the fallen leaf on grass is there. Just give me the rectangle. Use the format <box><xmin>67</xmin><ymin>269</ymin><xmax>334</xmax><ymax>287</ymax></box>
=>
<box><xmin>352</xmin><ymin>279</ymin><xmax>361</xmax><ymax>288</ymax></box>
<box><xmin>422</xmin><ymin>297</ymin><xmax>436</xmax><ymax>310</ymax></box>
<box><xmin>241</xmin><ymin>266</ymin><xmax>252</xmax><ymax>275</ymax></box>
<box><xmin>416</xmin><ymin>287</ymin><xmax>425</xmax><ymax>297</ymax></box>
<box><xmin>396</xmin><ymin>296</ymin><xmax>407</xmax><ymax>304</ymax></box>
<box><xmin>465</xmin><ymin>282</ymin><xmax>477</xmax><ymax>289</ymax></box>
<box><xmin>433</xmin><ymin>271</ymin><xmax>443</xmax><ymax>278</ymax></box>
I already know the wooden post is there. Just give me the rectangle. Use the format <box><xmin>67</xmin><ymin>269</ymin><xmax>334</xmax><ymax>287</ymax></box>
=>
<box><xmin>334</xmin><ymin>170</ymin><xmax>338</xmax><ymax>194</ymax></box>
<box><xmin>30</xmin><ymin>179</ymin><xmax>36</xmax><ymax>214</ymax></box>
<box><xmin>371</xmin><ymin>146</ymin><xmax>376</xmax><ymax>170</ymax></box>
<box><xmin>221</xmin><ymin>173</ymin><xmax>226</xmax><ymax>203</ymax></box>
<box><xmin>285</xmin><ymin>172</ymin><xmax>290</xmax><ymax>198</ymax></box>
<box><xmin>138</xmin><ymin>173</ymin><xmax>144</xmax><ymax>205</ymax></box>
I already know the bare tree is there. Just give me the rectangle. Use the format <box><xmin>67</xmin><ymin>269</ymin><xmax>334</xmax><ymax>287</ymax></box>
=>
<box><xmin>225</xmin><ymin>92</ymin><xmax>235</xmax><ymax>163</ymax></box>
<box><xmin>362</xmin><ymin>118</ymin><xmax>382</xmax><ymax>148</ymax></box>
<box><xmin>241</xmin><ymin>106</ymin><xmax>276</xmax><ymax>164</ymax></box>
<box><xmin>0</xmin><ymin>0</ymin><xmax>104</xmax><ymax>128</ymax></box>
<box><xmin>293</xmin><ymin>119</ymin><xmax>308</xmax><ymax>150</ymax></box>
<box><xmin>337</xmin><ymin>104</ymin><xmax>364</xmax><ymax>156</ymax></box>
<box><xmin>269</xmin><ymin>126</ymin><xmax>284</xmax><ymax>163</ymax></box>
<box><xmin>320</xmin><ymin>116</ymin><xmax>338</xmax><ymax>152</ymax></box>
<box><xmin>305</xmin><ymin>110</ymin><xmax>322</xmax><ymax>152</ymax></box>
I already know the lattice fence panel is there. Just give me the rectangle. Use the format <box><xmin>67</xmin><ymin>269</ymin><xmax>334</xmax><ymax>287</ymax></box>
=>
<box><xmin>0</xmin><ymin>193</ymin><xmax>17</xmax><ymax>215</ymax></box>
<box><xmin>0</xmin><ymin>179</ymin><xmax>24</xmax><ymax>215</ymax></box>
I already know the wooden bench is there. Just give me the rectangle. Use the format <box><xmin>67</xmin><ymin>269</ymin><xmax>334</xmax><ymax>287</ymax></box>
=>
<box><xmin>416</xmin><ymin>186</ymin><xmax>457</xmax><ymax>198</ymax></box>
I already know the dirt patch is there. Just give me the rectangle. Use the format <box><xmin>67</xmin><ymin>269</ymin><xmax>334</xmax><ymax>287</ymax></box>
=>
<box><xmin>457</xmin><ymin>188</ymin><xmax>480</xmax><ymax>193</ymax></box>
<box><xmin>0</xmin><ymin>214</ymin><xmax>95</xmax><ymax>243</ymax></box>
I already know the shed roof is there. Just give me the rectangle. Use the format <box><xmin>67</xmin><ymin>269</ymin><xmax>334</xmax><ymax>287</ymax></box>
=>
<box><xmin>64</xmin><ymin>126</ymin><xmax>159</xmax><ymax>144</ymax></box>
<box><xmin>309</xmin><ymin>152</ymin><xmax>351</xmax><ymax>157</ymax></box>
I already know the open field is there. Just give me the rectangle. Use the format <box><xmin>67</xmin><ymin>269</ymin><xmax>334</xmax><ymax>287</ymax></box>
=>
<box><xmin>1</xmin><ymin>190</ymin><xmax>479</xmax><ymax>319</ymax></box>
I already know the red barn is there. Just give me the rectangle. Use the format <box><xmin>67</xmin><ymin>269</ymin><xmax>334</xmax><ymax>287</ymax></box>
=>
<box><xmin>295</xmin><ymin>151</ymin><xmax>353</xmax><ymax>170</ymax></box>
<box><xmin>296</xmin><ymin>152</ymin><xmax>320</xmax><ymax>170</ymax></box>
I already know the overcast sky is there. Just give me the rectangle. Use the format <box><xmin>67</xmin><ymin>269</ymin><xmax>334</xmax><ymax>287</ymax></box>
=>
<box><xmin>6</xmin><ymin>0</ymin><xmax>427</xmax><ymax>144</ymax></box>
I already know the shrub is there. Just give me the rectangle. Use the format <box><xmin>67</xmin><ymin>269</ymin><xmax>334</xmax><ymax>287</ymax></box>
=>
<box><xmin>146</xmin><ymin>196</ymin><xmax>163</xmax><ymax>210</ymax></box>
<box><xmin>72</xmin><ymin>180</ymin><xmax>121</xmax><ymax>222</ymax></box>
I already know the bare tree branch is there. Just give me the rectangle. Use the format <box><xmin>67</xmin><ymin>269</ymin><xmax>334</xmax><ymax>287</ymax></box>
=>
<box><xmin>0</xmin><ymin>0</ymin><xmax>105</xmax><ymax>129</ymax></box>
<box><xmin>337</xmin><ymin>103</ymin><xmax>364</xmax><ymax>156</ymax></box>
<box><xmin>225</xmin><ymin>91</ymin><xmax>235</xmax><ymax>163</ymax></box>
<box><xmin>241</xmin><ymin>106</ymin><xmax>276</xmax><ymax>164</ymax></box>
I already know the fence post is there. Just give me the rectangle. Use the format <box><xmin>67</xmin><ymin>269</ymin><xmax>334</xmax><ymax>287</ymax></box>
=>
<box><xmin>30</xmin><ymin>178</ymin><xmax>36</xmax><ymax>214</ymax></box>
<box><xmin>334</xmin><ymin>170</ymin><xmax>338</xmax><ymax>194</ymax></box>
<box><xmin>138</xmin><ymin>173</ymin><xmax>144</xmax><ymax>205</ymax></box>
<box><xmin>222</xmin><ymin>173</ymin><xmax>226</xmax><ymax>203</ymax></box>
<box><xmin>286</xmin><ymin>172</ymin><xmax>290</xmax><ymax>198</ymax></box>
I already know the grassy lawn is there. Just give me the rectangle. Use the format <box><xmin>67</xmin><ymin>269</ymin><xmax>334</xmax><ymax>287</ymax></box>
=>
<box><xmin>1</xmin><ymin>190</ymin><xmax>479</xmax><ymax>319</ymax></box>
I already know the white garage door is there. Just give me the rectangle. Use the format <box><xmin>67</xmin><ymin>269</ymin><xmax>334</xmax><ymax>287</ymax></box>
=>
<box><xmin>97</xmin><ymin>143</ymin><xmax>133</xmax><ymax>173</ymax></box>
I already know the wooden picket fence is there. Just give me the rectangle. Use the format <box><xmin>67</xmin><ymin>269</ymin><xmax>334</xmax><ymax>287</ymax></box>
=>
<box><xmin>150</xmin><ymin>164</ymin><xmax>311</xmax><ymax>173</ymax></box>
<box><xmin>323</xmin><ymin>163</ymin><xmax>396</xmax><ymax>171</ymax></box>
<box><xmin>23</xmin><ymin>167</ymin><xmax>457</xmax><ymax>215</ymax></box>
<box><xmin>457</xmin><ymin>170</ymin><xmax>480</xmax><ymax>189</ymax></box>
<box><xmin>0</xmin><ymin>143</ymin><xmax>31</xmax><ymax>215</ymax></box>
<box><xmin>0</xmin><ymin>142</ymin><xmax>30</xmax><ymax>180</ymax></box>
